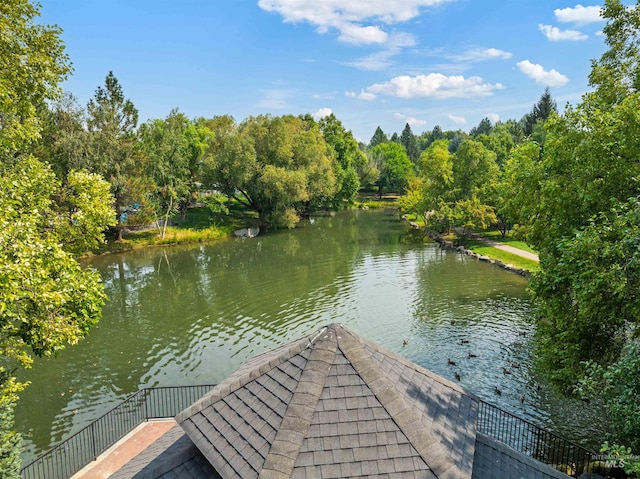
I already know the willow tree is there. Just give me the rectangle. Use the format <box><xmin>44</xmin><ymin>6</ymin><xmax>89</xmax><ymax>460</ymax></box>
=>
<box><xmin>205</xmin><ymin>114</ymin><xmax>338</xmax><ymax>228</ymax></box>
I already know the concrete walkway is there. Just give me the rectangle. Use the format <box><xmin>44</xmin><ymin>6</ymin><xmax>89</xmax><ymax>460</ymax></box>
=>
<box><xmin>71</xmin><ymin>419</ymin><xmax>176</xmax><ymax>479</ymax></box>
<box><xmin>478</xmin><ymin>238</ymin><xmax>539</xmax><ymax>262</ymax></box>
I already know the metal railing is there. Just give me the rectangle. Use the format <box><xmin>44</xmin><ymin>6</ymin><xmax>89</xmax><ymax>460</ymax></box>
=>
<box><xmin>20</xmin><ymin>384</ymin><xmax>215</xmax><ymax>479</ymax></box>
<box><xmin>477</xmin><ymin>400</ymin><xmax>600</xmax><ymax>477</ymax></box>
<box><xmin>21</xmin><ymin>385</ymin><xmax>604</xmax><ymax>479</ymax></box>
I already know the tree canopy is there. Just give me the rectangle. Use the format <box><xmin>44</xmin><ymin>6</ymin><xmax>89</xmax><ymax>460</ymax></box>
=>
<box><xmin>0</xmin><ymin>3</ymin><xmax>115</xmax><ymax>473</ymax></box>
<box><xmin>526</xmin><ymin>0</ymin><xmax>640</xmax><ymax>449</ymax></box>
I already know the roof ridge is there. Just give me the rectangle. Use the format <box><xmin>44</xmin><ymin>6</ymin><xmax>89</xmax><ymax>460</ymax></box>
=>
<box><xmin>258</xmin><ymin>326</ymin><xmax>337</xmax><ymax>479</ymax></box>
<box><xmin>176</xmin><ymin>329</ymin><xmax>318</xmax><ymax>423</ymax></box>
<box><xmin>337</xmin><ymin>327</ymin><xmax>464</xmax><ymax>479</ymax></box>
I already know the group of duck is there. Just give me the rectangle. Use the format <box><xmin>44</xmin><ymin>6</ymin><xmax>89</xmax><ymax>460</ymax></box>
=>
<box><xmin>401</xmin><ymin>330</ymin><xmax>532</xmax><ymax>404</ymax></box>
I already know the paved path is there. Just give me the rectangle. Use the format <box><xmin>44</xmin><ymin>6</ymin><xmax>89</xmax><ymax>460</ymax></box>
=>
<box><xmin>478</xmin><ymin>238</ymin><xmax>539</xmax><ymax>262</ymax></box>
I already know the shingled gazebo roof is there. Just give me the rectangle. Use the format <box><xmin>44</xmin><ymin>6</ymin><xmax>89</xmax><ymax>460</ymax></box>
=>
<box><xmin>112</xmin><ymin>323</ymin><xmax>569</xmax><ymax>479</ymax></box>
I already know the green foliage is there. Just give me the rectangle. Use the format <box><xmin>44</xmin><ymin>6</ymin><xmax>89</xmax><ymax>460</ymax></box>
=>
<box><xmin>0</xmin><ymin>0</ymin><xmax>71</xmax><ymax>154</ymax></box>
<box><xmin>599</xmin><ymin>442</ymin><xmax>640</xmax><ymax>474</ymax></box>
<box><xmin>34</xmin><ymin>92</ymin><xmax>91</xmax><ymax>178</ymax></box>
<box><xmin>418</xmin><ymin>139</ymin><xmax>454</xmax><ymax>209</ymax></box>
<box><xmin>372</xmin><ymin>142</ymin><xmax>414</xmax><ymax>194</ymax></box>
<box><xmin>54</xmin><ymin>170</ymin><xmax>117</xmax><ymax>254</ymax></box>
<box><xmin>496</xmin><ymin>141</ymin><xmax>542</xmax><ymax>234</ymax></box>
<box><xmin>452</xmin><ymin>139</ymin><xmax>499</xmax><ymax>203</ymax></box>
<box><xmin>452</xmin><ymin>196</ymin><xmax>497</xmax><ymax>245</ymax></box>
<box><xmin>400</xmin><ymin>123</ymin><xmax>420</xmax><ymax>162</ymax></box>
<box><xmin>0</xmin><ymin>157</ymin><xmax>109</xmax><ymax>366</ymax></box>
<box><xmin>369</xmin><ymin>126</ymin><xmax>388</xmax><ymax>148</ymax></box>
<box><xmin>577</xmin><ymin>341</ymin><xmax>640</xmax><ymax>450</ymax></box>
<box><xmin>205</xmin><ymin>193</ymin><xmax>230</xmax><ymax>221</ymax></box>
<box><xmin>140</xmin><ymin>109</ymin><xmax>207</xmax><ymax>237</ymax></box>
<box><xmin>469</xmin><ymin>117</ymin><xmax>493</xmax><ymax>137</ymax></box>
<box><xmin>532</xmin><ymin>198</ymin><xmax>640</xmax><ymax>386</ymax></box>
<box><xmin>0</xmin><ymin>372</ymin><xmax>25</xmax><ymax>479</ymax></box>
<box><xmin>204</xmin><ymin>114</ymin><xmax>339</xmax><ymax>228</ymax></box>
<box><xmin>318</xmin><ymin>113</ymin><xmax>364</xmax><ymax>204</ymax></box>
<box><xmin>87</xmin><ymin>71</ymin><xmax>141</xmax><ymax>240</ymax></box>
<box><xmin>589</xmin><ymin>0</ymin><xmax>640</xmax><ymax>105</ymax></box>
<box><xmin>521</xmin><ymin>88</ymin><xmax>557</xmax><ymax>136</ymax></box>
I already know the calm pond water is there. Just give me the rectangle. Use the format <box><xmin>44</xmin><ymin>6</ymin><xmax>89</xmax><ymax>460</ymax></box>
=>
<box><xmin>15</xmin><ymin>209</ymin><xmax>605</xmax><ymax>464</ymax></box>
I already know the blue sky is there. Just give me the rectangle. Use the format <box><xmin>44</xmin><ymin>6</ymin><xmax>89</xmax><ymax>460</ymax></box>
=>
<box><xmin>39</xmin><ymin>1</ymin><xmax>615</xmax><ymax>142</ymax></box>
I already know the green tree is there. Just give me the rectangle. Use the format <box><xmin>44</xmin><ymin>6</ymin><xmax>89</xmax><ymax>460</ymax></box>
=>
<box><xmin>205</xmin><ymin>114</ymin><xmax>338</xmax><ymax>227</ymax></box>
<box><xmin>469</xmin><ymin>117</ymin><xmax>493</xmax><ymax>137</ymax></box>
<box><xmin>452</xmin><ymin>195</ymin><xmax>497</xmax><ymax>245</ymax></box>
<box><xmin>140</xmin><ymin>110</ymin><xmax>207</xmax><ymax>237</ymax></box>
<box><xmin>318</xmin><ymin>114</ymin><xmax>365</xmax><ymax>204</ymax></box>
<box><xmin>417</xmin><ymin>139</ymin><xmax>454</xmax><ymax>211</ymax></box>
<box><xmin>400</xmin><ymin>123</ymin><xmax>420</xmax><ymax>163</ymax></box>
<box><xmin>0</xmin><ymin>2</ymin><xmax>114</xmax><ymax>474</ymax></box>
<box><xmin>34</xmin><ymin>92</ymin><xmax>91</xmax><ymax>178</ymax></box>
<box><xmin>495</xmin><ymin>141</ymin><xmax>542</xmax><ymax>237</ymax></box>
<box><xmin>372</xmin><ymin>142</ymin><xmax>414</xmax><ymax>197</ymax></box>
<box><xmin>521</xmin><ymin>88</ymin><xmax>558</xmax><ymax>136</ymax></box>
<box><xmin>477</xmin><ymin>122</ymin><xmax>515</xmax><ymax>169</ymax></box>
<box><xmin>358</xmin><ymin>149</ymin><xmax>381</xmax><ymax>189</ymax></box>
<box><xmin>451</xmin><ymin>139</ymin><xmax>499</xmax><ymax>203</ymax></box>
<box><xmin>369</xmin><ymin>126</ymin><xmax>388</xmax><ymax>148</ymax></box>
<box><xmin>528</xmin><ymin>0</ymin><xmax>640</xmax><ymax>449</ymax></box>
<box><xmin>87</xmin><ymin>71</ymin><xmax>142</xmax><ymax>240</ymax></box>
<box><xmin>0</xmin><ymin>157</ymin><xmax>111</xmax><ymax>365</ymax></box>
<box><xmin>0</xmin><ymin>0</ymin><xmax>71</xmax><ymax>156</ymax></box>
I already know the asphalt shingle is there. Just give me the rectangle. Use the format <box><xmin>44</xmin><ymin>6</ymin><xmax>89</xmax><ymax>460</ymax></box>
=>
<box><xmin>113</xmin><ymin>323</ymin><xmax>577</xmax><ymax>479</ymax></box>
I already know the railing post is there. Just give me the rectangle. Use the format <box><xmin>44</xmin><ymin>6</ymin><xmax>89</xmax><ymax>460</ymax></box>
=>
<box><xmin>144</xmin><ymin>388</ymin><xmax>150</xmax><ymax>420</ymax></box>
<box><xmin>90</xmin><ymin>421</ymin><xmax>97</xmax><ymax>460</ymax></box>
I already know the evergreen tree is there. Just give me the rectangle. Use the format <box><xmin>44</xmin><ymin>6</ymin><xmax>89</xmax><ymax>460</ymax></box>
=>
<box><xmin>87</xmin><ymin>72</ymin><xmax>141</xmax><ymax>240</ymax></box>
<box><xmin>400</xmin><ymin>123</ymin><xmax>419</xmax><ymax>163</ymax></box>
<box><xmin>521</xmin><ymin>88</ymin><xmax>558</xmax><ymax>136</ymax></box>
<box><xmin>469</xmin><ymin>117</ymin><xmax>493</xmax><ymax>137</ymax></box>
<box><xmin>369</xmin><ymin>126</ymin><xmax>388</xmax><ymax>148</ymax></box>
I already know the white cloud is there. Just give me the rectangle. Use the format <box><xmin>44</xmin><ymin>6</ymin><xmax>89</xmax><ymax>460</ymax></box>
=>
<box><xmin>447</xmin><ymin>114</ymin><xmax>466</xmax><ymax>124</ymax></box>
<box><xmin>517</xmin><ymin>60</ymin><xmax>569</xmax><ymax>86</ymax></box>
<box><xmin>539</xmin><ymin>24</ymin><xmax>588</xmax><ymax>41</ymax></box>
<box><xmin>312</xmin><ymin>107</ymin><xmax>333</xmax><ymax>119</ymax></box>
<box><xmin>345</xmin><ymin>90</ymin><xmax>377</xmax><ymax>101</ymax></box>
<box><xmin>343</xmin><ymin>50</ymin><xmax>397</xmax><ymax>71</ymax></box>
<box><xmin>343</xmin><ymin>32</ymin><xmax>416</xmax><ymax>70</ymax></box>
<box><xmin>257</xmin><ymin>0</ymin><xmax>451</xmax><ymax>45</ymax></box>
<box><xmin>367</xmin><ymin>73</ymin><xmax>504</xmax><ymax>99</ymax></box>
<box><xmin>393</xmin><ymin>112</ymin><xmax>427</xmax><ymax>126</ymax></box>
<box><xmin>257</xmin><ymin>89</ymin><xmax>291</xmax><ymax>109</ymax></box>
<box><xmin>451</xmin><ymin>47</ymin><xmax>512</xmax><ymax>62</ymax></box>
<box><xmin>338</xmin><ymin>24</ymin><xmax>388</xmax><ymax>44</ymax></box>
<box><xmin>554</xmin><ymin>5</ymin><xmax>603</xmax><ymax>25</ymax></box>
<box><xmin>486</xmin><ymin>113</ymin><xmax>500</xmax><ymax>123</ymax></box>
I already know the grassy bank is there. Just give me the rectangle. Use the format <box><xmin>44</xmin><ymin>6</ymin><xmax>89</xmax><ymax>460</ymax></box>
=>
<box><xmin>94</xmin><ymin>204</ymin><xmax>258</xmax><ymax>255</ymax></box>
<box><xmin>465</xmin><ymin>238</ymin><xmax>540</xmax><ymax>273</ymax></box>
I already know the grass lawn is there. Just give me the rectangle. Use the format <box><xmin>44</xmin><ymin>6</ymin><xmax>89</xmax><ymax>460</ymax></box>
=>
<box><xmin>465</xmin><ymin>238</ymin><xmax>540</xmax><ymax>273</ymax></box>
<box><xmin>480</xmin><ymin>230</ymin><xmax>537</xmax><ymax>254</ymax></box>
<box><xmin>94</xmin><ymin>204</ymin><xmax>258</xmax><ymax>255</ymax></box>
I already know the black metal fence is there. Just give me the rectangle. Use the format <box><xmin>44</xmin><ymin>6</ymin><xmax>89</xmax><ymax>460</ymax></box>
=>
<box><xmin>21</xmin><ymin>385</ymin><xmax>605</xmax><ymax>479</ymax></box>
<box><xmin>477</xmin><ymin>400</ymin><xmax>601</xmax><ymax>477</ymax></box>
<box><xmin>20</xmin><ymin>384</ymin><xmax>215</xmax><ymax>479</ymax></box>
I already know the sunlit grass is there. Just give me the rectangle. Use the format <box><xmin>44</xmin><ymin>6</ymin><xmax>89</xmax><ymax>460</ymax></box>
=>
<box><xmin>480</xmin><ymin>230</ymin><xmax>537</xmax><ymax>254</ymax></box>
<box><xmin>465</xmin><ymin>239</ymin><xmax>540</xmax><ymax>273</ymax></box>
<box><xmin>95</xmin><ymin>205</ymin><xmax>257</xmax><ymax>255</ymax></box>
